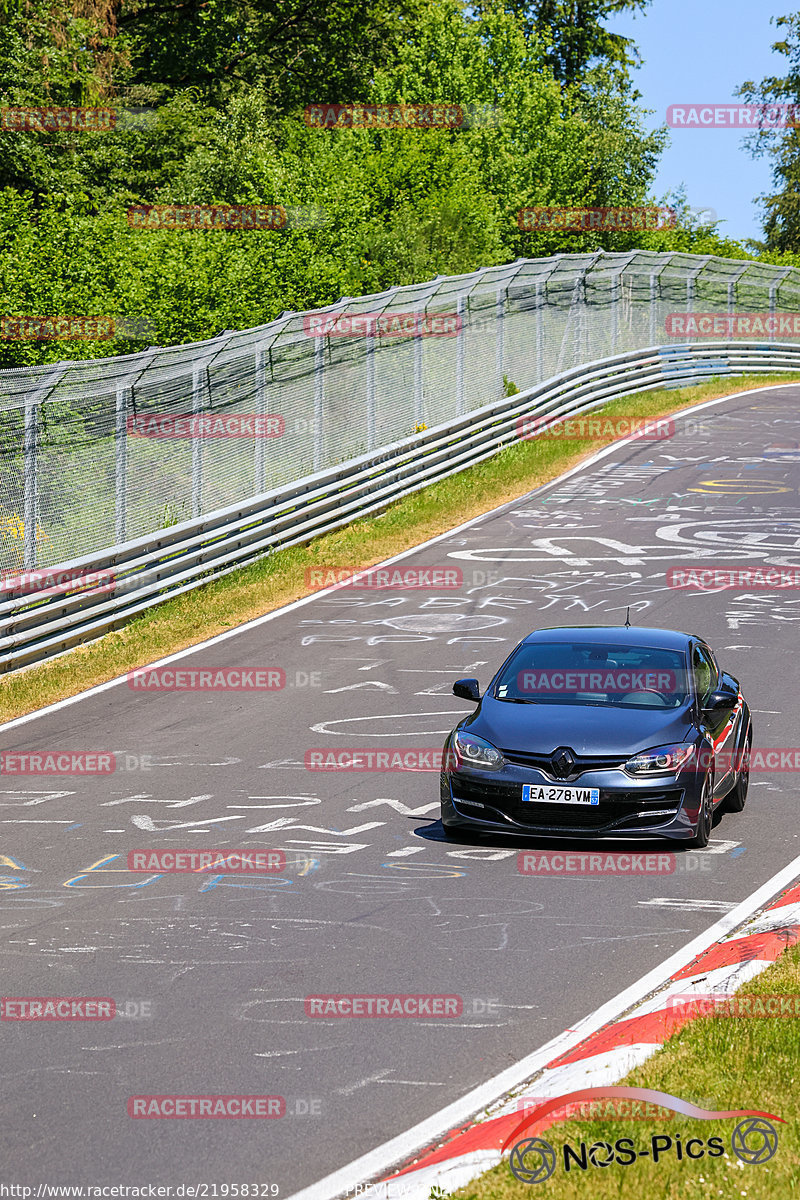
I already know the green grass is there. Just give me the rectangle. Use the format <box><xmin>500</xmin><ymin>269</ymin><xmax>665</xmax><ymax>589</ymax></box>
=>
<box><xmin>451</xmin><ymin>944</ymin><xmax>800</xmax><ymax>1199</ymax></box>
<box><xmin>2</xmin><ymin>371</ymin><xmax>799</xmax><ymax>722</ymax></box>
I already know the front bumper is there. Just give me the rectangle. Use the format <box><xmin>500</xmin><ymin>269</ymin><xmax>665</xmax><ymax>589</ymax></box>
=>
<box><xmin>441</xmin><ymin>759</ymin><xmax>705</xmax><ymax>841</ymax></box>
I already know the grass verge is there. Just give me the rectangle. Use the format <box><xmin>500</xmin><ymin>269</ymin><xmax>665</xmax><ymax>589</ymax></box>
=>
<box><xmin>451</xmin><ymin>942</ymin><xmax>800</xmax><ymax>1199</ymax></box>
<box><xmin>2</xmin><ymin>371</ymin><xmax>799</xmax><ymax>722</ymax></box>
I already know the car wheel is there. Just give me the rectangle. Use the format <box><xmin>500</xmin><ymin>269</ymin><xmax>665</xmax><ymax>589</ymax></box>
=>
<box><xmin>687</xmin><ymin>776</ymin><xmax>713</xmax><ymax>848</ymax></box>
<box><xmin>725</xmin><ymin>737</ymin><xmax>751</xmax><ymax>813</ymax></box>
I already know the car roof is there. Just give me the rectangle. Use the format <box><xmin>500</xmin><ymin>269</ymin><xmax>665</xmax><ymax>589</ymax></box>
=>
<box><xmin>519</xmin><ymin>625</ymin><xmax>693</xmax><ymax>652</ymax></box>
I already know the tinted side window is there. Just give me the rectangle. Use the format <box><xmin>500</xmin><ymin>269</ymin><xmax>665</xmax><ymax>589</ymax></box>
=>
<box><xmin>692</xmin><ymin>645</ymin><xmax>716</xmax><ymax>702</ymax></box>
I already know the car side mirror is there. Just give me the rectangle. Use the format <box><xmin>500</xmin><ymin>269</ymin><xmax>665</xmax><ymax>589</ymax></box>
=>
<box><xmin>453</xmin><ymin>677</ymin><xmax>481</xmax><ymax>703</ymax></box>
<box><xmin>702</xmin><ymin>690</ymin><xmax>736</xmax><ymax>714</ymax></box>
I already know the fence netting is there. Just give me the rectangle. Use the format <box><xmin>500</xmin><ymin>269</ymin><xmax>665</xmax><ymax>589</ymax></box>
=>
<box><xmin>2</xmin><ymin>249</ymin><xmax>799</xmax><ymax>573</ymax></box>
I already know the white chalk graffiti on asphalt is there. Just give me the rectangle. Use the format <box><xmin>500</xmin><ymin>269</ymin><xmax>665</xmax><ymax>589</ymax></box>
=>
<box><xmin>309</xmin><ymin>710</ymin><xmax>466</xmax><ymax>737</ymax></box>
<box><xmin>655</xmin><ymin>518</ymin><xmax>800</xmax><ymax>552</ymax></box>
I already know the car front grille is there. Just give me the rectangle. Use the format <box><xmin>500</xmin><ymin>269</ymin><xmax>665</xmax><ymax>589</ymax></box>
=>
<box><xmin>451</xmin><ymin>777</ymin><xmax>682</xmax><ymax>830</ymax></box>
<box><xmin>499</xmin><ymin>749</ymin><xmax>628</xmax><ymax>779</ymax></box>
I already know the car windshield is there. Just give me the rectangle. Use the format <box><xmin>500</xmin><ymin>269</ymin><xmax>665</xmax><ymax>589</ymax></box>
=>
<box><xmin>493</xmin><ymin>641</ymin><xmax>689</xmax><ymax>708</ymax></box>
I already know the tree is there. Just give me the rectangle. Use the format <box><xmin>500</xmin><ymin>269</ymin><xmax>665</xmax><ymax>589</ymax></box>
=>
<box><xmin>479</xmin><ymin>0</ymin><xmax>651</xmax><ymax>90</ymax></box>
<box><xmin>738</xmin><ymin>12</ymin><xmax>800</xmax><ymax>253</ymax></box>
<box><xmin>116</xmin><ymin>0</ymin><xmax>427</xmax><ymax>112</ymax></box>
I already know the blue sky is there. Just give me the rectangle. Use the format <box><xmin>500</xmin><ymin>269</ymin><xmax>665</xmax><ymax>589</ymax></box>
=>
<box><xmin>607</xmin><ymin>0</ymin><xmax>792</xmax><ymax>244</ymax></box>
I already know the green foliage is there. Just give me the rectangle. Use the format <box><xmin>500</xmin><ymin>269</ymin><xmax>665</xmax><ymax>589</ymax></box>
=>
<box><xmin>738</xmin><ymin>12</ymin><xmax>800</xmax><ymax>252</ymax></box>
<box><xmin>490</xmin><ymin>0</ymin><xmax>652</xmax><ymax>91</ymax></box>
<box><xmin>117</xmin><ymin>0</ymin><xmax>427</xmax><ymax>112</ymax></box>
<box><xmin>0</xmin><ymin>0</ymin><xmax>751</xmax><ymax>369</ymax></box>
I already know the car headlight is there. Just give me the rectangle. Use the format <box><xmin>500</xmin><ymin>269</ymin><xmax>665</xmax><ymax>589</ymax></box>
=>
<box><xmin>451</xmin><ymin>731</ymin><xmax>505</xmax><ymax>772</ymax></box>
<box><xmin>624</xmin><ymin>743</ymin><xmax>695</xmax><ymax>776</ymax></box>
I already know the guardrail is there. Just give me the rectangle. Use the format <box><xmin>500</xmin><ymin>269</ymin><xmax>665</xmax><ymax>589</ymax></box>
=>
<box><xmin>2</xmin><ymin>339</ymin><xmax>799</xmax><ymax>673</ymax></box>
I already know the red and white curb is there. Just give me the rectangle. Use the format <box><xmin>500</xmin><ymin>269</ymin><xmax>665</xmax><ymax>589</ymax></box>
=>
<box><xmin>287</xmin><ymin>855</ymin><xmax>800</xmax><ymax>1200</ymax></box>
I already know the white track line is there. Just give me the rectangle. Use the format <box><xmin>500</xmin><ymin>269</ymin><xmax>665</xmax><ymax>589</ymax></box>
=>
<box><xmin>284</xmin><ymin>853</ymin><xmax>800</xmax><ymax>1200</ymax></box>
<box><xmin>2</xmin><ymin>380</ymin><xmax>795</xmax><ymax>735</ymax></box>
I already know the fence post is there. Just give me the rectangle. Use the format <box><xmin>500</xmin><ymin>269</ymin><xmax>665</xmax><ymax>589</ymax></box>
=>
<box><xmin>536</xmin><ymin>279</ymin><xmax>544</xmax><ymax>381</ymax></box>
<box><xmin>573</xmin><ymin>276</ymin><xmax>584</xmax><ymax>366</ymax></box>
<box><xmin>496</xmin><ymin>287</ymin><xmax>505</xmax><ymax>397</ymax></box>
<box><xmin>189</xmin><ymin>332</ymin><xmax>235</xmax><ymax>517</ymax></box>
<box><xmin>649</xmin><ymin>272</ymin><xmax>657</xmax><ymax>345</ymax></box>
<box><xmin>255</xmin><ymin>344</ymin><xmax>267</xmax><ymax>494</ymax></box>
<box><xmin>22</xmin><ymin>365</ymin><xmax>66</xmax><ymax>570</ymax></box>
<box><xmin>685</xmin><ymin>258</ymin><xmax>711</xmax><ymax>346</ymax></box>
<box><xmin>456</xmin><ymin>294</ymin><xmax>466</xmax><ymax>415</ymax></box>
<box><xmin>115</xmin><ymin>384</ymin><xmax>130</xmax><ymax>544</ymax></box>
<box><xmin>414</xmin><ymin>316</ymin><xmax>424</xmax><ymax>427</ymax></box>
<box><xmin>114</xmin><ymin>348</ymin><xmax>159</xmax><ymax>544</ymax></box>
<box><xmin>191</xmin><ymin>365</ymin><xmax>205</xmax><ymax>517</ymax></box>
<box><xmin>765</xmin><ymin>267</ymin><xmax>794</xmax><ymax>345</ymax></box>
<box><xmin>769</xmin><ymin>283</ymin><xmax>777</xmax><ymax>344</ymax></box>
<box><xmin>366</xmin><ymin>325</ymin><xmax>376</xmax><ymax>450</ymax></box>
<box><xmin>23</xmin><ymin>396</ymin><xmax>37</xmax><ymax>571</ymax></box>
<box><xmin>314</xmin><ymin>337</ymin><xmax>324</xmax><ymax>471</ymax></box>
<box><xmin>611</xmin><ymin>272</ymin><xmax>619</xmax><ymax>353</ymax></box>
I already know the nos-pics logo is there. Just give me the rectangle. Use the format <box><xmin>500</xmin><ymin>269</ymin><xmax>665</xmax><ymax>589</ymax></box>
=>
<box><xmin>505</xmin><ymin>1087</ymin><xmax>781</xmax><ymax>1183</ymax></box>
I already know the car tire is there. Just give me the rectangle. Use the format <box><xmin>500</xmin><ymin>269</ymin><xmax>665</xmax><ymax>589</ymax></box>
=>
<box><xmin>725</xmin><ymin>737</ymin><xmax>751</xmax><ymax>813</ymax></box>
<box><xmin>687</xmin><ymin>776</ymin><xmax>713</xmax><ymax>848</ymax></box>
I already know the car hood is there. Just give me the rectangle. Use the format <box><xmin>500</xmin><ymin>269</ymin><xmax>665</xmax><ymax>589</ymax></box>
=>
<box><xmin>466</xmin><ymin>696</ymin><xmax>695</xmax><ymax>757</ymax></box>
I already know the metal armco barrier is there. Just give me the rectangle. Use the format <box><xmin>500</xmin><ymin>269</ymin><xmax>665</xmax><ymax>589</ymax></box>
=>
<box><xmin>2</xmin><ymin>339</ymin><xmax>799</xmax><ymax>672</ymax></box>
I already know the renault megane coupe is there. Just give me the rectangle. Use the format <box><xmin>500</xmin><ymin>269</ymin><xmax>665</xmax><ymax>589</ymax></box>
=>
<box><xmin>440</xmin><ymin>626</ymin><xmax>751</xmax><ymax>847</ymax></box>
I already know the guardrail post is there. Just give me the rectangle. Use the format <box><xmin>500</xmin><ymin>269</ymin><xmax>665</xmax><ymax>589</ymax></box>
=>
<box><xmin>23</xmin><ymin>395</ymin><xmax>37</xmax><ymax>571</ymax></box>
<box><xmin>456</xmin><ymin>294</ymin><xmax>466</xmax><ymax>414</ymax></box>
<box><xmin>192</xmin><ymin>365</ymin><xmax>205</xmax><ymax>517</ymax></box>
<box><xmin>495</xmin><ymin>287</ymin><xmax>505</xmax><ymax>397</ymax></box>
<box><xmin>366</xmin><ymin>325</ymin><xmax>376</xmax><ymax>450</ymax></box>
<box><xmin>115</xmin><ymin>384</ymin><xmax>130</xmax><ymax>543</ymax></box>
<box><xmin>255</xmin><ymin>344</ymin><xmax>268</xmax><ymax>494</ymax></box>
<box><xmin>314</xmin><ymin>337</ymin><xmax>324</xmax><ymax>471</ymax></box>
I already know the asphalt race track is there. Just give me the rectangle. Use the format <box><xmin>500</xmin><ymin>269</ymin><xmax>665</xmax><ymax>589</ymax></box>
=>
<box><xmin>2</xmin><ymin>383</ymin><xmax>800</xmax><ymax>1193</ymax></box>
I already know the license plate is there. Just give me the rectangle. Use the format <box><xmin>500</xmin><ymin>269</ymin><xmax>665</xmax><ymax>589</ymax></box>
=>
<box><xmin>522</xmin><ymin>784</ymin><xmax>600</xmax><ymax>806</ymax></box>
